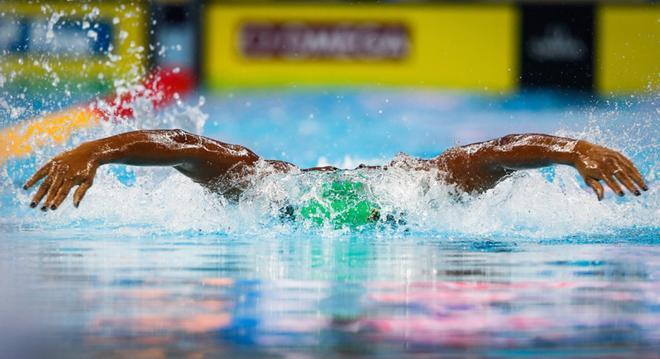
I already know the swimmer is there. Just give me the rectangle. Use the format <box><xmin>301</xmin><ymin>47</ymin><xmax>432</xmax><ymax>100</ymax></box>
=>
<box><xmin>23</xmin><ymin>130</ymin><xmax>648</xmax><ymax>217</ymax></box>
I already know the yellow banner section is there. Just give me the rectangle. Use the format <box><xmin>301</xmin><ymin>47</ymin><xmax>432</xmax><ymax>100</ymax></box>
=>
<box><xmin>204</xmin><ymin>4</ymin><xmax>518</xmax><ymax>91</ymax></box>
<box><xmin>597</xmin><ymin>5</ymin><xmax>660</xmax><ymax>94</ymax></box>
<box><xmin>0</xmin><ymin>2</ymin><xmax>147</xmax><ymax>85</ymax></box>
<box><xmin>0</xmin><ymin>106</ymin><xmax>100</xmax><ymax>166</ymax></box>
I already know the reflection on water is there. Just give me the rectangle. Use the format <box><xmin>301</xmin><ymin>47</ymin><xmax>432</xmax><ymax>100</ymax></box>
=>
<box><xmin>1</xmin><ymin>229</ymin><xmax>658</xmax><ymax>357</ymax></box>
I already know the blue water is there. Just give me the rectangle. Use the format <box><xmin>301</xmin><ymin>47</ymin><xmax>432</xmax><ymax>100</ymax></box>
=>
<box><xmin>1</xmin><ymin>90</ymin><xmax>658</xmax><ymax>357</ymax></box>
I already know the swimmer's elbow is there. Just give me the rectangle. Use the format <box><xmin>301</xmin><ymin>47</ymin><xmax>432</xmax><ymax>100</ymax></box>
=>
<box><xmin>163</xmin><ymin>129</ymin><xmax>197</xmax><ymax>144</ymax></box>
<box><xmin>492</xmin><ymin>133</ymin><xmax>525</xmax><ymax>148</ymax></box>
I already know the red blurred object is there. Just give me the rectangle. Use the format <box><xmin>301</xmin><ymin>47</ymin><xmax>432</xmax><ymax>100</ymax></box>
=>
<box><xmin>95</xmin><ymin>67</ymin><xmax>196</xmax><ymax>121</ymax></box>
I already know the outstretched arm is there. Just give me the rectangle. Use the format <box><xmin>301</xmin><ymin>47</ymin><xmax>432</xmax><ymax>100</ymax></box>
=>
<box><xmin>435</xmin><ymin>134</ymin><xmax>647</xmax><ymax>199</ymax></box>
<box><xmin>23</xmin><ymin>129</ymin><xmax>259</xmax><ymax>210</ymax></box>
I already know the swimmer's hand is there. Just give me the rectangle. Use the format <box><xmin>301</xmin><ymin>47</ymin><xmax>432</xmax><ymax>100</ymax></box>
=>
<box><xmin>23</xmin><ymin>144</ymin><xmax>99</xmax><ymax>210</ymax></box>
<box><xmin>573</xmin><ymin>141</ymin><xmax>647</xmax><ymax>200</ymax></box>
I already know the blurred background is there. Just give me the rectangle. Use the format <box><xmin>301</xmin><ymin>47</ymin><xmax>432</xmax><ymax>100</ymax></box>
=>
<box><xmin>0</xmin><ymin>0</ymin><xmax>657</xmax><ymax>168</ymax></box>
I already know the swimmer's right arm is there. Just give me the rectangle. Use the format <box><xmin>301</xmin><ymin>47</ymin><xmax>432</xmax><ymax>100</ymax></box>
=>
<box><xmin>436</xmin><ymin>133</ymin><xmax>647</xmax><ymax>199</ymax></box>
<box><xmin>23</xmin><ymin>129</ymin><xmax>259</xmax><ymax>210</ymax></box>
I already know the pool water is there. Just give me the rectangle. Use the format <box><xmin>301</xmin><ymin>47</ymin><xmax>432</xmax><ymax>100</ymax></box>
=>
<box><xmin>0</xmin><ymin>90</ymin><xmax>658</xmax><ymax>357</ymax></box>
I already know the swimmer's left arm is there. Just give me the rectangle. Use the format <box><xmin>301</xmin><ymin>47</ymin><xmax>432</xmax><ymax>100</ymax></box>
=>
<box><xmin>22</xmin><ymin>129</ymin><xmax>261</xmax><ymax>210</ymax></box>
<box><xmin>437</xmin><ymin>134</ymin><xmax>647</xmax><ymax>200</ymax></box>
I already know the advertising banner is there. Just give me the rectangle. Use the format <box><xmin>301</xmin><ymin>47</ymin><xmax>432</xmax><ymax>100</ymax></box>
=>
<box><xmin>597</xmin><ymin>5</ymin><xmax>660</xmax><ymax>93</ymax></box>
<box><xmin>204</xmin><ymin>4</ymin><xmax>518</xmax><ymax>91</ymax></box>
<box><xmin>520</xmin><ymin>4</ymin><xmax>594</xmax><ymax>90</ymax></box>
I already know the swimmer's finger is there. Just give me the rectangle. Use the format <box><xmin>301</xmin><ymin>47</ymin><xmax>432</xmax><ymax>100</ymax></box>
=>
<box><xmin>618</xmin><ymin>157</ymin><xmax>647</xmax><ymax>191</ymax></box>
<box><xmin>23</xmin><ymin>162</ymin><xmax>51</xmax><ymax>190</ymax></box>
<box><xmin>585</xmin><ymin>177</ymin><xmax>604</xmax><ymax>201</ymax></box>
<box><xmin>31</xmin><ymin>177</ymin><xmax>52</xmax><ymax>208</ymax></box>
<box><xmin>602</xmin><ymin>175</ymin><xmax>624</xmax><ymax>197</ymax></box>
<box><xmin>628</xmin><ymin>169</ymin><xmax>647</xmax><ymax>192</ymax></box>
<box><xmin>42</xmin><ymin>171</ymin><xmax>64</xmax><ymax>211</ymax></box>
<box><xmin>49</xmin><ymin>179</ymin><xmax>73</xmax><ymax>210</ymax></box>
<box><xmin>614</xmin><ymin>171</ymin><xmax>640</xmax><ymax>196</ymax></box>
<box><xmin>73</xmin><ymin>180</ymin><xmax>93</xmax><ymax>208</ymax></box>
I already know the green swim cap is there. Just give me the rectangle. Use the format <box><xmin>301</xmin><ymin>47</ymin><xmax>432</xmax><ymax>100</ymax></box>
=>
<box><xmin>298</xmin><ymin>180</ymin><xmax>380</xmax><ymax>229</ymax></box>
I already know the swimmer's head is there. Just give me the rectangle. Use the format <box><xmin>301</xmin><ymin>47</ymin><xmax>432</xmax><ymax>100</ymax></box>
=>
<box><xmin>297</xmin><ymin>180</ymin><xmax>380</xmax><ymax>229</ymax></box>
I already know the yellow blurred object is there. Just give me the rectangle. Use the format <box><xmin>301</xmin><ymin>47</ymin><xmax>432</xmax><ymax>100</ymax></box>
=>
<box><xmin>0</xmin><ymin>2</ymin><xmax>148</xmax><ymax>85</ymax></box>
<box><xmin>597</xmin><ymin>5</ymin><xmax>660</xmax><ymax>93</ymax></box>
<box><xmin>0</xmin><ymin>1</ymin><xmax>149</xmax><ymax>165</ymax></box>
<box><xmin>204</xmin><ymin>4</ymin><xmax>518</xmax><ymax>92</ymax></box>
<box><xmin>0</xmin><ymin>106</ymin><xmax>100</xmax><ymax>166</ymax></box>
